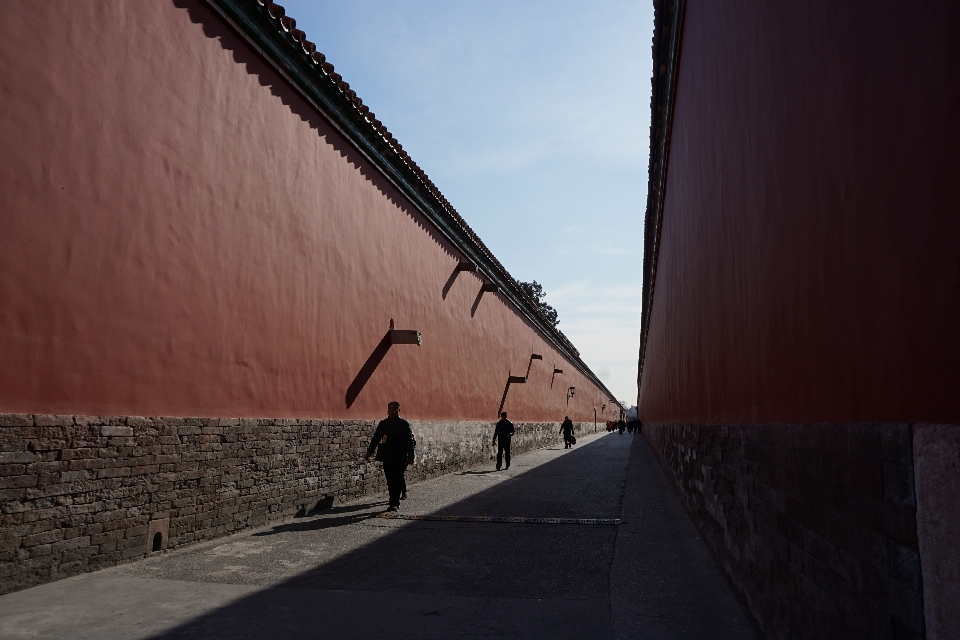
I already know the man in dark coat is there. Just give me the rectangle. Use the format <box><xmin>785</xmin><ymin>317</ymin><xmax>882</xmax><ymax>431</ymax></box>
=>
<box><xmin>400</xmin><ymin>431</ymin><xmax>416</xmax><ymax>501</ymax></box>
<box><xmin>560</xmin><ymin>416</ymin><xmax>575</xmax><ymax>448</ymax></box>
<box><xmin>493</xmin><ymin>411</ymin><xmax>515</xmax><ymax>470</ymax></box>
<box><xmin>365</xmin><ymin>401</ymin><xmax>415</xmax><ymax>512</ymax></box>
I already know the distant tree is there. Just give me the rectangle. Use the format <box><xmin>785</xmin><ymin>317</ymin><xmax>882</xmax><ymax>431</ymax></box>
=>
<box><xmin>518</xmin><ymin>280</ymin><xmax>559</xmax><ymax>328</ymax></box>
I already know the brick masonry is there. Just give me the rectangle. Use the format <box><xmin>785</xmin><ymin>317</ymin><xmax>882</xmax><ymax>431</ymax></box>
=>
<box><xmin>0</xmin><ymin>413</ymin><xmax>577</xmax><ymax>595</ymax></box>
<box><xmin>912</xmin><ymin>424</ymin><xmax>960</xmax><ymax>640</ymax></box>
<box><xmin>643</xmin><ymin>423</ymin><xmax>924</xmax><ymax>640</ymax></box>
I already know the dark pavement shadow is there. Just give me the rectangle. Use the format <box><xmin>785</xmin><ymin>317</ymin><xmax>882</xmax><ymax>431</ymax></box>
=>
<box><xmin>144</xmin><ymin>435</ymin><xmax>624</xmax><ymax>639</ymax></box>
<box><xmin>140</xmin><ymin>433</ymin><xmax>761</xmax><ymax>639</ymax></box>
<box><xmin>609</xmin><ymin>434</ymin><xmax>760</xmax><ymax>639</ymax></box>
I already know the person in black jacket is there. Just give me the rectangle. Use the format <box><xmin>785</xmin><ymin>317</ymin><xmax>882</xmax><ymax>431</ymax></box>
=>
<box><xmin>493</xmin><ymin>412</ymin><xmax>515</xmax><ymax>470</ymax></box>
<box><xmin>365</xmin><ymin>401</ymin><xmax>415</xmax><ymax>512</ymax></box>
<box><xmin>560</xmin><ymin>416</ymin><xmax>575</xmax><ymax>448</ymax></box>
<box><xmin>400</xmin><ymin>431</ymin><xmax>416</xmax><ymax>501</ymax></box>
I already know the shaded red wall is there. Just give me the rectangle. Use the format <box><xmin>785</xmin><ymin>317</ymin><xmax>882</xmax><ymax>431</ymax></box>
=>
<box><xmin>0</xmin><ymin>1</ymin><xmax>610</xmax><ymax>421</ymax></box>
<box><xmin>640</xmin><ymin>0</ymin><xmax>960</xmax><ymax>423</ymax></box>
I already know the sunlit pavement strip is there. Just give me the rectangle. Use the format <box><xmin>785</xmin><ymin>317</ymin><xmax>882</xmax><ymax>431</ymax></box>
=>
<box><xmin>376</xmin><ymin>513</ymin><xmax>623</xmax><ymax>525</ymax></box>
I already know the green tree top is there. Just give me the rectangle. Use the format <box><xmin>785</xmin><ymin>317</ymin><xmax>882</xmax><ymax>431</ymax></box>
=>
<box><xmin>518</xmin><ymin>280</ymin><xmax>559</xmax><ymax>328</ymax></box>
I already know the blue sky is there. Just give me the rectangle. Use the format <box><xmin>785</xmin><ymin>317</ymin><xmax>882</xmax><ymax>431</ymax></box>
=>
<box><xmin>279</xmin><ymin>1</ymin><xmax>653</xmax><ymax>405</ymax></box>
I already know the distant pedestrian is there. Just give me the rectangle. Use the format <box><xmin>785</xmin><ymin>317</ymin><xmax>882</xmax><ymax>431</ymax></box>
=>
<box><xmin>493</xmin><ymin>411</ymin><xmax>515</xmax><ymax>470</ymax></box>
<box><xmin>560</xmin><ymin>416</ymin><xmax>575</xmax><ymax>448</ymax></box>
<box><xmin>617</xmin><ymin>418</ymin><xmax>625</xmax><ymax>435</ymax></box>
<box><xmin>365</xmin><ymin>401</ymin><xmax>415</xmax><ymax>512</ymax></box>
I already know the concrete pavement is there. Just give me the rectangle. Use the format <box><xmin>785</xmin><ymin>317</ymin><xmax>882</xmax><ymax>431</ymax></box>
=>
<box><xmin>0</xmin><ymin>431</ymin><xmax>758</xmax><ymax>639</ymax></box>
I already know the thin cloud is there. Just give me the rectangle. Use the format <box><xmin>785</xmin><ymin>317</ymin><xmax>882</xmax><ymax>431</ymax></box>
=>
<box><xmin>545</xmin><ymin>279</ymin><xmax>642</xmax><ymax>403</ymax></box>
<box><xmin>556</xmin><ymin>225</ymin><xmax>584</xmax><ymax>237</ymax></box>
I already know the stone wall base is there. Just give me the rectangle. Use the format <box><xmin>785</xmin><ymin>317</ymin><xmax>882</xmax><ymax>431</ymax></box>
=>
<box><xmin>912</xmin><ymin>424</ymin><xmax>960</xmax><ymax>640</ymax></box>
<box><xmin>642</xmin><ymin>422</ymin><xmax>929</xmax><ymax>640</ymax></box>
<box><xmin>0</xmin><ymin>413</ymin><xmax>581</xmax><ymax>594</ymax></box>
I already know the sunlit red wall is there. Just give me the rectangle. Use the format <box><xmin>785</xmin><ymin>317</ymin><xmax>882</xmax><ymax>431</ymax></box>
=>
<box><xmin>640</xmin><ymin>0</ymin><xmax>960</xmax><ymax>424</ymax></box>
<box><xmin>0</xmin><ymin>0</ymin><xmax>611</xmax><ymax>421</ymax></box>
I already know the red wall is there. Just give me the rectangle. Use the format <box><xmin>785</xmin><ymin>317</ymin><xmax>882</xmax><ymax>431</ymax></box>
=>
<box><xmin>640</xmin><ymin>0</ymin><xmax>960</xmax><ymax>423</ymax></box>
<box><xmin>0</xmin><ymin>1</ymin><xmax>610</xmax><ymax>422</ymax></box>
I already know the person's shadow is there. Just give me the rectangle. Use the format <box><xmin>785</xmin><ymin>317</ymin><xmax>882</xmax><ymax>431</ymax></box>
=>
<box><xmin>252</xmin><ymin>501</ymin><xmax>386</xmax><ymax>535</ymax></box>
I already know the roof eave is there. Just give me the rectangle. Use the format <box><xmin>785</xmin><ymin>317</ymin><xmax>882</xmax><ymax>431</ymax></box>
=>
<box><xmin>202</xmin><ymin>0</ymin><xmax>620</xmax><ymax>404</ymax></box>
<box><xmin>637</xmin><ymin>0</ymin><xmax>686</xmax><ymax>405</ymax></box>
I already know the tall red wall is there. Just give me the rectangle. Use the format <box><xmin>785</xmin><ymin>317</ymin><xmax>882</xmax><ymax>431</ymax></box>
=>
<box><xmin>640</xmin><ymin>0</ymin><xmax>960</xmax><ymax>424</ymax></box>
<box><xmin>0</xmin><ymin>1</ymin><xmax>610</xmax><ymax>422</ymax></box>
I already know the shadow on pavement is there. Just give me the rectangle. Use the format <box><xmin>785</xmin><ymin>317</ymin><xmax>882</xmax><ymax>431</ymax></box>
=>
<box><xmin>137</xmin><ymin>432</ymin><xmax>758</xmax><ymax>639</ymax></box>
<box><xmin>144</xmin><ymin>435</ymin><xmax>625</xmax><ymax>639</ymax></box>
<box><xmin>609</xmin><ymin>434</ymin><xmax>760</xmax><ymax>640</ymax></box>
<box><xmin>252</xmin><ymin>501</ymin><xmax>387</xmax><ymax>535</ymax></box>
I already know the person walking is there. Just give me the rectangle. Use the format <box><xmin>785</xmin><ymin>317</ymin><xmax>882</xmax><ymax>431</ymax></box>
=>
<box><xmin>399</xmin><ymin>431</ymin><xmax>416</xmax><ymax>501</ymax></box>
<box><xmin>365</xmin><ymin>401</ymin><xmax>415</xmax><ymax>512</ymax></box>
<box><xmin>493</xmin><ymin>411</ymin><xmax>515</xmax><ymax>470</ymax></box>
<box><xmin>560</xmin><ymin>416</ymin><xmax>575</xmax><ymax>448</ymax></box>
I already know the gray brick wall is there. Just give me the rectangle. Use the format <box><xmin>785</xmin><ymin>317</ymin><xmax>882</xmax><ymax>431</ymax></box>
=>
<box><xmin>0</xmin><ymin>413</ymin><xmax>573</xmax><ymax>594</ymax></box>
<box><xmin>643</xmin><ymin>423</ymin><xmax>923</xmax><ymax>640</ymax></box>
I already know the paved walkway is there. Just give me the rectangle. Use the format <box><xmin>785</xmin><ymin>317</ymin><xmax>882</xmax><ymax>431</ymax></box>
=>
<box><xmin>0</xmin><ymin>432</ymin><xmax>758</xmax><ymax>639</ymax></box>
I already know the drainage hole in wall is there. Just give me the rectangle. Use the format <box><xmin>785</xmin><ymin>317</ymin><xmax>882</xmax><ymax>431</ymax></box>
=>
<box><xmin>153</xmin><ymin>532</ymin><xmax>163</xmax><ymax>552</ymax></box>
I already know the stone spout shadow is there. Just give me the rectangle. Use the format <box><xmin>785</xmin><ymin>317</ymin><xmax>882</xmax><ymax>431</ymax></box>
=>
<box><xmin>344</xmin><ymin>332</ymin><xmax>392</xmax><ymax>409</ymax></box>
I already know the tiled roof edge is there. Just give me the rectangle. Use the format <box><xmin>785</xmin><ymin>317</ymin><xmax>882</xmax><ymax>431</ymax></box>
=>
<box><xmin>202</xmin><ymin>0</ymin><xmax>620</xmax><ymax>405</ymax></box>
<box><xmin>637</xmin><ymin>0</ymin><xmax>686</xmax><ymax>405</ymax></box>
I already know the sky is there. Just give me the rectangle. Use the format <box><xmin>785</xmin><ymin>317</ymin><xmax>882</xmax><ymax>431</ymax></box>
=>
<box><xmin>279</xmin><ymin>1</ymin><xmax>654</xmax><ymax>405</ymax></box>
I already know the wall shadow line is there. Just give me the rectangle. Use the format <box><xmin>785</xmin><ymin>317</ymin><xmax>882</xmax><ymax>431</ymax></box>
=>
<box><xmin>345</xmin><ymin>332</ymin><xmax>392</xmax><ymax>408</ymax></box>
<box><xmin>441</xmin><ymin>265</ymin><xmax>461</xmax><ymax>299</ymax></box>
<box><xmin>496</xmin><ymin>378</ymin><xmax>512</xmax><ymax>417</ymax></box>
<box><xmin>470</xmin><ymin>287</ymin><xmax>485</xmax><ymax>317</ymax></box>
